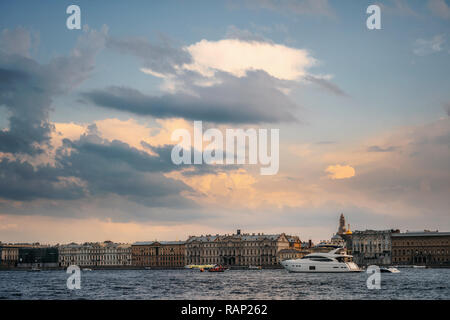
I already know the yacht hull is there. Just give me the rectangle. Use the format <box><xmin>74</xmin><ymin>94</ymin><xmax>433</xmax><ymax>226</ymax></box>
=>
<box><xmin>281</xmin><ymin>260</ymin><xmax>361</xmax><ymax>273</ymax></box>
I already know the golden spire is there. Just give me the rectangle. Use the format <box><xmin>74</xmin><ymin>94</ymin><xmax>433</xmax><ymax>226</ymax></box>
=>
<box><xmin>345</xmin><ymin>224</ymin><xmax>352</xmax><ymax>235</ymax></box>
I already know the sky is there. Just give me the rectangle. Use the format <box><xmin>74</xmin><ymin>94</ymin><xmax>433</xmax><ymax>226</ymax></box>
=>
<box><xmin>0</xmin><ymin>0</ymin><xmax>449</xmax><ymax>244</ymax></box>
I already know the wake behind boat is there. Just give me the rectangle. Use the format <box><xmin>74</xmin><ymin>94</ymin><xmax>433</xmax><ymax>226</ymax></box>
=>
<box><xmin>280</xmin><ymin>248</ymin><xmax>361</xmax><ymax>273</ymax></box>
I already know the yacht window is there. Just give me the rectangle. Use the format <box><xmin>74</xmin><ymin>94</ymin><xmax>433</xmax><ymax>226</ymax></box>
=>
<box><xmin>309</xmin><ymin>266</ymin><xmax>316</xmax><ymax>270</ymax></box>
<box><xmin>310</xmin><ymin>257</ymin><xmax>333</xmax><ymax>262</ymax></box>
<box><xmin>302</xmin><ymin>255</ymin><xmax>327</xmax><ymax>259</ymax></box>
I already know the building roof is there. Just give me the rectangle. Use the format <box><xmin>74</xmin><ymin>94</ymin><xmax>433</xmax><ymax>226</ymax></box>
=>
<box><xmin>392</xmin><ymin>232</ymin><xmax>450</xmax><ymax>237</ymax></box>
<box><xmin>132</xmin><ymin>241</ymin><xmax>185</xmax><ymax>246</ymax></box>
<box><xmin>186</xmin><ymin>233</ymin><xmax>287</xmax><ymax>243</ymax></box>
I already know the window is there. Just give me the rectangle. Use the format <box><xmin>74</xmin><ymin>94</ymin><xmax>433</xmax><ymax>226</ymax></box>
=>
<box><xmin>309</xmin><ymin>266</ymin><xmax>316</xmax><ymax>270</ymax></box>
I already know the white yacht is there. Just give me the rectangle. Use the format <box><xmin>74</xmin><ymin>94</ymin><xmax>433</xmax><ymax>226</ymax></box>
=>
<box><xmin>280</xmin><ymin>249</ymin><xmax>361</xmax><ymax>273</ymax></box>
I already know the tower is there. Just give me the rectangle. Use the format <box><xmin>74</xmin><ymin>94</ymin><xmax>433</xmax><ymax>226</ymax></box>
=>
<box><xmin>337</xmin><ymin>213</ymin><xmax>346</xmax><ymax>235</ymax></box>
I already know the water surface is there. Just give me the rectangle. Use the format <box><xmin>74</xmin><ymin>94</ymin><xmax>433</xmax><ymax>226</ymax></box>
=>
<box><xmin>0</xmin><ymin>268</ymin><xmax>449</xmax><ymax>299</ymax></box>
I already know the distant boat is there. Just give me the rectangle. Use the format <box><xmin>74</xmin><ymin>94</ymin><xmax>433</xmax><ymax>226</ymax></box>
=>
<box><xmin>208</xmin><ymin>265</ymin><xmax>226</xmax><ymax>272</ymax></box>
<box><xmin>248</xmin><ymin>265</ymin><xmax>262</xmax><ymax>270</ymax></box>
<box><xmin>144</xmin><ymin>267</ymin><xmax>152</xmax><ymax>270</ymax></box>
<box><xmin>82</xmin><ymin>268</ymin><xmax>92</xmax><ymax>271</ymax></box>
<box><xmin>184</xmin><ymin>264</ymin><xmax>215</xmax><ymax>270</ymax></box>
<box><xmin>28</xmin><ymin>267</ymin><xmax>41</xmax><ymax>272</ymax></box>
<box><xmin>413</xmin><ymin>265</ymin><xmax>426</xmax><ymax>269</ymax></box>
<box><xmin>380</xmin><ymin>267</ymin><xmax>400</xmax><ymax>273</ymax></box>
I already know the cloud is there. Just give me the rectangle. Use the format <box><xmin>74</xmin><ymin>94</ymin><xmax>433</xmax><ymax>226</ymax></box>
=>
<box><xmin>413</xmin><ymin>34</ymin><xmax>445</xmax><ymax>56</ymax></box>
<box><xmin>225</xmin><ymin>25</ymin><xmax>269</xmax><ymax>42</ymax></box>
<box><xmin>0</xmin><ymin>26</ymin><xmax>107</xmax><ymax>155</ymax></box>
<box><xmin>0</xmin><ymin>158</ymin><xmax>85</xmax><ymax>201</ymax></box>
<box><xmin>104</xmin><ymin>34</ymin><xmax>345</xmax><ymax>112</ymax></box>
<box><xmin>444</xmin><ymin>102</ymin><xmax>450</xmax><ymax>116</ymax></box>
<box><xmin>325</xmin><ymin>164</ymin><xmax>356</xmax><ymax>180</ymax></box>
<box><xmin>81</xmin><ymin>70</ymin><xmax>299</xmax><ymax>124</ymax></box>
<box><xmin>303</xmin><ymin>75</ymin><xmax>348</xmax><ymax>96</ymax></box>
<box><xmin>367</xmin><ymin>145</ymin><xmax>398</xmax><ymax>152</ymax></box>
<box><xmin>0</xmin><ymin>27</ymin><xmax>39</xmax><ymax>57</ymax></box>
<box><xmin>85</xmin><ymin>36</ymin><xmax>347</xmax><ymax>122</ymax></box>
<box><xmin>0</xmin><ymin>123</ymin><xmax>197</xmax><ymax>210</ymax></box>
<box><xmin>323</xmin><ymin>118</ymin><xmax>450</xmax><ymax>220</ymax></box>
<box><xmin>377</xmin><ymin>0</ymin><xmax>419</xmax><ymax>17</ymax></box>
<box><xmin>428</xmin><ymin>0</ymin><xmax>450</xmax><ymax>19</ymax></box>
<box><xmin>106</xmin><ymin>34</ymin><xmax>191</xmax><ymax>75</ymax></box>
<box><xmin>183</xmin><ymin>38</ymin><xmax>316</xmax><ymax>81</ymax></box>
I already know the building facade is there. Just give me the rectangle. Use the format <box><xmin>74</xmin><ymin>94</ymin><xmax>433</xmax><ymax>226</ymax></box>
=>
<box><xmin>131</xmin><ymin>241</ymin><xmax>186</xmax><ymax>268</ymax></box>
<box><xmin>18</xmin><ymin>247</ymin><xmax>59</xmax><ymax>268</ymax></box>
<box><xmin>0</xmin><ymin>245</ymin><xmax>19</xmax><ymax>267</ymax></box>
<box><xmin>0</xmin><ymin>243</ymin><xmax>45</xmax><ymax>267</ymax></box>
<box><xmin>351</xmin><ymin>230</ymin><xmax>399</xmax><ymax>266</ymax></box>
<box><xmin>186</xmin><ymin>230</ymin><xmax>291</xmax><ymax>267</ymax></box>
<box><xmin>391</xmin><ymin>231</ymin><xmax>450</xmax><ymax>266</ymax></box>
<box><xmin>59</xmin><ymin>241</ymin><xmax>132</xmax><ymax>267</ymax></box>
<box><xmin>278</xmin><ymin>248</ymin><xmax>310</xmax><ymax>261</ymax></box>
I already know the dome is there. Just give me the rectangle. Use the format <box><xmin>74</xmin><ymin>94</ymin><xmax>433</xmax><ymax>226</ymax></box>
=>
<box><xmin>345</xmin><ymin>224</ymin><xmax>352</xmax><ymax>235</ymax></box>
<box><xmin>331</xmin><ymin>234</ymin><xmax>342</xmax><ymax>240</ymax></box>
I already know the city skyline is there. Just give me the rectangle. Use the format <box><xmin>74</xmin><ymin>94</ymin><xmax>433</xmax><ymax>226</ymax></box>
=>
<box><xmin>1</xmin><ymin>0</ymin><xmax>449</xmax><ymax>244</ymax></box>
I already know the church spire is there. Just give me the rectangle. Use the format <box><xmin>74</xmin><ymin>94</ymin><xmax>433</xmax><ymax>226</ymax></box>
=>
<box><xmin>338</xmin><ymin>213</ymin><xmax>346</xmax><ymax>235</ymax></box>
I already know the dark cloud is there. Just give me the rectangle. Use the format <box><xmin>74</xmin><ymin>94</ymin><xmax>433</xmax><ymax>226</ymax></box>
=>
<box><xmin>0</xmin><ymin>26</ymin><xmax>107</xmax><ymax>155</ymax></box>
<box><xmin>367</xmin><ymin>145</ymin><xmax>398</xmax><ymax>152</ymax></box>
<box><xmin>304</xmin><ymin>75</ymin><xmax>348</xmax><ymax>97</ymax></box>
<box><xmin>81</xmin><ymin>70</ymin><xmax>298</xmax><ymax>124</ymax></box>
<box><xmin>0</xmin><ymin>158</ymin><xmax>84</xmax><ymax>201</ymax></box>
<box><xmin>106</xmin><ymin>34</ymin><xmax>191</xmax><ymax>75</ymax></box>
<box><xmin>444</xmin><ymin>102</ymin><xmax>450</xmax><ymax>117</ymax></box>
<box><xmin>0</xmin><ymin>127</ymin><xmax>197</xmax><ymax>209</ymax></box>
<box><xmin>54</xmin><ymin>129</ymin><xmax>196</xmax><ymax>208</ymax></box>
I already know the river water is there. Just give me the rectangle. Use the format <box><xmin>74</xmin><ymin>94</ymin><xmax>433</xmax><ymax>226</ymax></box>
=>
<box><xmin>0</xmin><ymin>268</ymin><xmax>449</xmax><ymax>299</ymax></box>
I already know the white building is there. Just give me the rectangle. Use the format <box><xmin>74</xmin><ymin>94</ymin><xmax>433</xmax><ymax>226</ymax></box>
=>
<box><xmin>351</xmin><ymin>230</ymin><xmax>399</xmax><ymax>266</ymax></box>
<box><xmin>59</xmin><ymin>241</ymin><xmax>131</xmax><ymax>267</ymax></box>
<box><xmin>186</xmin><ymin>230</ymin><xmax>291</xmax><ymax>266</ymax></box>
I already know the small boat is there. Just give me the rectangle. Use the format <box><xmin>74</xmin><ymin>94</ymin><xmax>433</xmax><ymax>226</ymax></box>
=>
<box><xmin>144</xmin><ymin>266</ymin><xmax>152</xmax><ymax>270</ymax></box>
<box><xmin>208</xmin><ymin>265</ymin><xmax>226</xmax><ymax>272</ymax></box>
<box><xmin>248</xmin><ymin>265</ymin><xmax>262</xmax><ymax>270</ymax></box>
<box><xmin>380</xmin><ymin>267</ymin><xmax>400</xmax><ymax>273</ymax></box>
<box><xmin>82</xmin><ymin>268</ymin><xmax>92</xmax><ymax>271</ymax></box>
<box><xmin>413</xmin><ymin>265</ymin><xmax>426</xmax><ymax>269</ymax></box>
<box><xmin>184</xmin><ymin>264</ymin><xmax>215</xmax><ymax>270</ymax></box>
<box><xmin>28</xmin><ymin>267</ymin><xmax>41</xmax><ymax>272</ymax></box>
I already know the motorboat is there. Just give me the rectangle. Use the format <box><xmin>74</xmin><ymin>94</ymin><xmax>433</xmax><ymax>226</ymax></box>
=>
<box><xmin>380</xmin><ymin>267</ymin><xmax>400</xmax><ymax>273</ymax></box>
<box><xmin>207</xmin><ymin>265</ymin><xmax>226</xmax><ymax>272</ymax></box>
<box><xmin>280</xmin><ymin>248</ymin><xmax>361</xmax><ymax>273</ymax></box>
